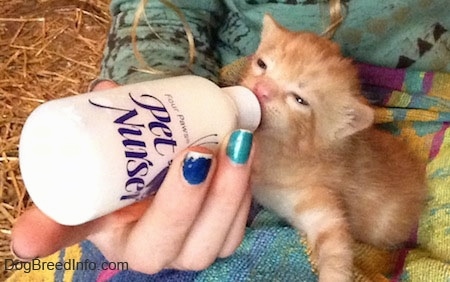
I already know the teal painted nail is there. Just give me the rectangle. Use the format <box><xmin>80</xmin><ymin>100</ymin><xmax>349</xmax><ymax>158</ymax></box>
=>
<box><xmin>226</xmin><ymin>130</ymin><xmax>253</xmax><ymax>165</ymax></box>
<box><xmin>182</xmin><ymin>152</ymin><xmax>213</xmax><ymax>185</ymax></box>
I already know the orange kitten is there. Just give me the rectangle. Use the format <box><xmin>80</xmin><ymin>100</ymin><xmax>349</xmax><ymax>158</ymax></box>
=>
<box><xmin>241</xmin><ymin>15</ymin><xmax>427</xmax><ymax>282</ymax></box>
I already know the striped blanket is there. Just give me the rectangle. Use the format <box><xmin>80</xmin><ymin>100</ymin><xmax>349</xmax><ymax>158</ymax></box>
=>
<box><xmin>9</xmin><ymin>62</ymin><xmax>450</xmax><ymax>281</ymax></box>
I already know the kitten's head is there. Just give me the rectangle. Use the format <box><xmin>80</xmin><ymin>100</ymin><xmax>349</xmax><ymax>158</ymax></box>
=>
<box><xmin>241</xmin><ymin>15</ymin><xmax>374</xmax><ymax>150</ymax></box>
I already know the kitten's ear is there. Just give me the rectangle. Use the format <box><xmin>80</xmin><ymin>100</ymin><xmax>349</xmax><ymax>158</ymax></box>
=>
<box><xmin>335</xmin><ymin>99</ymin><xmax>374</xmax><ymax>139</ymax></box>
<box><xmin>262</xmin><ymin>14</ymin><xmax>281</xmax><ymax>39</ymax></box>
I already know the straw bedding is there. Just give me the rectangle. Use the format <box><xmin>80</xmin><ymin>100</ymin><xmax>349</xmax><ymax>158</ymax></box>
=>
<box><xmin>0</xmin><ymin>0</ymin><xmax>111</xmax><ymax>279</ymax></box>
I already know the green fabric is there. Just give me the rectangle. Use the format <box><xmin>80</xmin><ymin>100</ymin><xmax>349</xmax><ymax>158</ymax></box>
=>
<box><xmin>101</xmin><ymin>0</ymin><xmax>224</xmax><ymax>84</ymax></box>
<box><xmin>101</xmin><ymin>0</ymin><xmax>450</xmax><ymax>84</ymax></box>
<box><xmin>218</xmin><ymin>0</ymin><xmax>450</xmax><ymax>69</ymax></box>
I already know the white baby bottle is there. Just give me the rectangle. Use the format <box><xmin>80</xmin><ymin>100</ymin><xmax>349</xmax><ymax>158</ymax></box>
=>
<box><xmin>19</xmin><ymin>75</ymin><xmax>261</xmax><ymax>225</ymax></box>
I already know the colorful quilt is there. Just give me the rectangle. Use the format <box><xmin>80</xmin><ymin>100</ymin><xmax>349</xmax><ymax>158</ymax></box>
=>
<box><xmin>8</xmin><ymin>62</ymin><xmax>450</xmax><ymax>281</ymax></box>
<box><xmin>357</xmin><ymin>63</ymin><xmax>450</xmax><ymax>281</ymax></box>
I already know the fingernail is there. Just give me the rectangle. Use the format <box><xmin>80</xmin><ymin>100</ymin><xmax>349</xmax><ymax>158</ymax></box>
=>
<box><xmin>226</xmin><ymin>129</ymin><xmax>253</xmax><ymax>165</ymax></box>
<box><xmin>182</xmin><ymin>151</ymin><xmax>213</xmax><ymax>185</ymax></box>
<box><xmin>10</xmin><ymin>242</ymin><xmax>37</xmax><ymax>262</ymax></box>
<box><xmin>87</xmin><ymin>78</ymin><xmax>116</xmax><ymax>92</ymax></box>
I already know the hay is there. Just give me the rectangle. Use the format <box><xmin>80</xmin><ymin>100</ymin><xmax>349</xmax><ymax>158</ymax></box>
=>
<box><xmin>0</xmin><ymin>0</ymin><xmax>111</xmax><ymax>279</ymax></box>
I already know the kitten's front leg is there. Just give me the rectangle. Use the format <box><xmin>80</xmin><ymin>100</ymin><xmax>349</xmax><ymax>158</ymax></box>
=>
<box><xmin>292</xmin><ymin>189</ymin><xmax>353</xmax><ymax>282</ymax></box>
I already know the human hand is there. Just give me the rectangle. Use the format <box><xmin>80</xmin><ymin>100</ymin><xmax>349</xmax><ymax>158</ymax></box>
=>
<box><xmin>11</xmin><ymin>80</ymin><xmax>255</xmax><ymax>274</ymax></box>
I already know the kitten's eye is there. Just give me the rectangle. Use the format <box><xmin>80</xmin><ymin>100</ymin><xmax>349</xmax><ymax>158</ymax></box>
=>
<box><xmin>291</xmin><ymin>93</ymin><xmax>309</xmax><ymax>106</ymax></box>
<box><xmin>256</xmin><ymin>58</ymin><xmax>267</xmax><ymax>70</ymax></box>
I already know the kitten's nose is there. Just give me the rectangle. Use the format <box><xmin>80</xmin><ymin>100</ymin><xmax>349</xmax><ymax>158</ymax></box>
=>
<box><xmin>253</xmin><ymin>80</ymin><xmax>277</xmax><ymax>100</ymax></box>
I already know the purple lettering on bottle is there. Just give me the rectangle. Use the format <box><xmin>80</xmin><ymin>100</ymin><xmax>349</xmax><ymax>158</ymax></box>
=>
<box><xmin>89</xmin><ymin>91</ymin><xmax>178</xmax><ymax>202</ymax></box>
